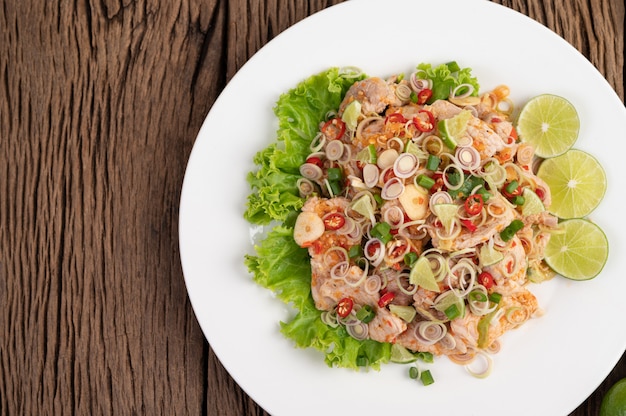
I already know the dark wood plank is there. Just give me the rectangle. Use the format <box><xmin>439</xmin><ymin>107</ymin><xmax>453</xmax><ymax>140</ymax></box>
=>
<box><xmin>1</xmin><ymin>0</ymin><xmax>222</xmax><ymax>414</ymax></box>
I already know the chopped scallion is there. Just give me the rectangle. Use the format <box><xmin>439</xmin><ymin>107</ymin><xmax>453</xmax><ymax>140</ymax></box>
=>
<box><xmin>420</xmin><ymin>369</ymin><xmax>435</xmax><ymax>386</ymax></box>
<box><xmin>426</xmin><ymin>154</ymin><xmax>440</xmax><ymax>171</ymax></box>
<box><xmin>489</xmin><ymin>292</ymin><xmax>502</xmax><ymax>304</ymax></box>
<box><xmin>349</xmin><ymin>245</ymin><xmax>363</xmax><ymax>258</ymax></box>
<box><xmin>356</xmin><ymin>305</ymin><xmax>375</xmax><ymax>323</ymax></box>
<box><xmin>500</xmin><ymin>219</ymin><xmax>524</xmax><ymax>242</ymax></box>
<box><xmin>328</xmin><ymin>180</ymin><xmax>342</xmax><ymax>196</ymax></box>
<box><xmin>444</xmin><ymin>303</ymin><xmax>461</xmax><ymax>320</ymax></box>
<box><xmin>371</xmin><ymin>222</ymin><xmax>392</xmax><ymax>244</ymax></box>
<box><xmin>416</xmin><ymin>174</ymin><xmax>435</xmax><ymax>190</ymax></box>
<box><xmin>417</xmin><ymin>352</ymin><xmax>434</xmax><ymax>363</ymax></box>
<box><xmin>404</xmin><ymin>252</ymin><xmax>418</xmax><ymax>268</ymax></box>
<box><xmin>469</xmin><ymin>291</ymin><xmax>488</xmax><ymax>302</ymax></box>
<box><xmin>327</xmin><ymin>167</ymin><xmax>342</xmax><ymax>181</ymax></box>
<box><xmin>476</xmin><ymin>186</ymin><xmax>491</xmax><ymax>202</ymax></box>
<box><xmin>505</xmin><ymin>180</ymin><xmax>519</xmax><ymax>194</ymax></box>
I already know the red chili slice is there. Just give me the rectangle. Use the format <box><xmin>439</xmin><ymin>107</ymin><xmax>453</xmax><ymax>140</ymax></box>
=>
<box><xmin>429</xmin><ymin>173</ymin><xmax>446</xmax><ymax>193</ymax></box>
<box><xmin>417</xmin><ymin>88</ymin><xmax>432</xmax><ymax>105</ymax></box>
<box><xmin>502</xmin><ymin>182</ymin><xmax>522</xmax><ymax>198</ymax></box>
<box><xmin>366</xmin><ymin>240</ymin><xmax>381</xmax><ymax>257</ymax></box>
<box><xmin>321</xmin><ymin>118</ymin><xmax>346</xmax><ymax>140</ymax></box>
<box><xmin>477</xmin><ymin>272</ymin><xmax>495</xmax><ymax>289</ymax></box>
<box><xmin>382</xmin><ymin>167</ymin><xmax>396</xmax><ymax>183</ymax></box>
<box><xmin>460</xmin><ymin>219</ymin><xmax>478</xmax><ymax>233</ymax></box>
<box><xmin>336</xmin><ymin>297</ymin><xmax>354</xmax><ymax>318</ymax></box>
<box><xmin>535</xmin><ymin>187</ymin><xmax>546</xmax><ymax>201</ymax></box>
<box><xmin>385</xmin><ymin>112</ymin><xmax>408</xmax><ymax>124</ymax></box>
<box><xmin>378</xmin><ymin>291</ymin><xmax>395</xmax><ymax>308</ymax></box>
<box><xmin>464</xmin><ymin>194</ymin><xmax>484</xmax><ymax>216</ymax></box>
<box><xmin>413</xmin><ymin>110</ymin><xmax>435</xmax><ymax>132</ymax></box>
<box><xmin>305</xmin><ymin>156</ymin><xmax>323</xmax><ymax>168</ymax></box>
<box><xmin>323</xmin><ymin>213</ymin><xmax>345</xmax><ymax>231</ymax></box>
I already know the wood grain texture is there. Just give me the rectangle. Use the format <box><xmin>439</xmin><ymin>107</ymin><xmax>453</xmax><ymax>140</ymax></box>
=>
<box><xmin>0</xmin><ymin>1</ymin><xmax>623</xmax><ymax>415</ymax></box>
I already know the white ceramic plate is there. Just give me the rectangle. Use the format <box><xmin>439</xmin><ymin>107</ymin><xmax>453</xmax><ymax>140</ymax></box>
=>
<box><xmin>179</xmin><ymin>0</ymin><xmax>626</xmax><ymax>414</ymax></box>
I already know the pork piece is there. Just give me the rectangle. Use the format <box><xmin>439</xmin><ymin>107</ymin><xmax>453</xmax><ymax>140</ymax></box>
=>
<box><xmin>449</xmin><ymin>312</ymin><xmax>480</xmax><ymax>349</ymax></box>
<box><xmin>429</xmin><ymin>194</ymin><xmax>517</xmax><ymax>252</ymax></box>
<box><xmin>425</xmin><ymin>100</ymin><xmax>463</xmax><ymax>119</ymax></box>
<box><xmin>339</xmin><ymin>77</ymin><xmax>404</xmax><ymax>116</ymax></box>
<box><xmin>299</xmin><ymin>197</ymin><xmax>353</xmax><ymax>308</ymax></box>
<box><xmin>466</xmin><ymin>116</ymin><xmax>508</xmax><ymax>159</ymax></box>
<box><xmin>367</xmin><ymin>307</ymin><xmax>407</xmax><ymax>344</ymax></box>
<box><xmin>483</xmin><ymin>235</ymin><xmax>528</xmax><ymax>287</ymax></box>
<box><xmin>447</xmin><ymin>291</ymin><xmax>538</xmax><ymax>351</ymax></box>
<box><xmin>386</xmin><ymin>103</ymin><xmax>423</xmax><ymax>120</ymax></box>
<box><xmin>491</xmin><ymin>119</ymin><xmax>514</xmax><ymax>143</ymax></box>
<box><xmin>383</xmin><ymin>275</ymin><xmax>413</xmax><ymax>306</ymax></box>
<box><xmin>526</xmin><ymin>173</ymin><xmax>553</xmax><ymax>208</ymax></box>
<box><xmin>426</xmin><ymin>100</ymin><xmax>510</xmax><ymax>160</ymax></box>
<box><xmin>312</xmin><ymin>264</ymin><xmax>379</xmax><ymax>310</ymax></box>
<box><xmin>396</xmin><ymin>320</ymin><xmax>464</xmax><ymax>356</ymax></box>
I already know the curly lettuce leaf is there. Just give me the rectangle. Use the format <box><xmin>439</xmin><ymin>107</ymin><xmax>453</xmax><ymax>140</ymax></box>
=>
<box><xmin>245</xmin><ymin>225</ymin><xmax>391</xmax><ymax>370</ymax></box>
<box><xmin>416</xmin><ymin>61</ymin><xmax>480</xmax><ymax>103</ymax></box>
<box><xmin>244</xmin><ymin>225</ymin><xmax>311</xmax><ymax>308</ymax></box>
<box><xmin>244</xmin><ymin>145</ymin><xmax>304</xmax><ymax>224</ymax></box>
<box><xmin>244</xmin><ymin>68</ymin><xmax>362</xmax><ymax>225</ymax></box>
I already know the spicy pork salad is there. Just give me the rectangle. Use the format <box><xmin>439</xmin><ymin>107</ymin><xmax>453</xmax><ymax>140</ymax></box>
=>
<box><xmin>244</xmin><ymin>62</ymin><xmax>598</xmax><ymax>378</ymax></box>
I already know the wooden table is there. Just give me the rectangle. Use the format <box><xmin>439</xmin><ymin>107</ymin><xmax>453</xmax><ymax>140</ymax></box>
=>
<box><xmin>1</xmin><ymin>0</ymin><xmax>624</xmax><ymax>414</ymax></box>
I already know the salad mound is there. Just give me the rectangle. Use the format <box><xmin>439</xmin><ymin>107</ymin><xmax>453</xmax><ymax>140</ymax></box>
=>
<box><xmin>244</xmin><ymin>62</ymin><xmax>599</xmax><ymax>376</ymax></box>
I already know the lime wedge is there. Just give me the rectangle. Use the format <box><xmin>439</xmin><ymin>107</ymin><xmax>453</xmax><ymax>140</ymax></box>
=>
<box><xmin>600</xmin><ymin>377</ymin><xmax>626</xmax><ymax>416</ymax></box>
<box><xmin>409</xmin><ymin>256</ymin><xmax>441</xmax><ymax>292</ymax></box>
<box><xmin>342</xmin><ymin>100</ymin><xmax>362</xmax><ymax>131</ymax></box>
<box><xmin>537</xmin><ymin>149</ymin><xmax>606</xmax><ymax>219</ymax></box>
<box><xmin>521</xmin><ymin>187</ymin><xmax>545</xmax><ymax>216</ymax></box>
<box><xmin>433</xmin><ymin>290</ymin><xmax>465</xmax><ymax>319</ymax></box>
<box><xmin>390</xmin><ymin>343</ymin><xmax>417</xmax><ymax>364</ymax></box>
<box><xmin>404</xmin><ymin>140</ymin><xmax>428</xmax><ymax>160</ymax></box>
<box><xmin>432</xmin><ymin>203</ymin><xmax>458</xmax><ymax>234</ymax></box>
<box><xmin>544</xmin><ymin>218</ymin><xmax>608</xmax><ymax>281</ymax></box>
<box><xmin>389</xmin><ymin>304</ymin><xmax>417</xmax><ymax>323</ymax></box>
<box><xmin>479</xmin><ymin>244</ymin><xmax>504</xmax><ymax>267</ymax></box>
<box><xmin>438</xmin><ymin>109</ymin><xmax>472</xmax><ymax>150</ymax></box>
<box><xmin>516</xmin><ymin>94</ymin><xmax>579</xmax><ymax>158</ymax></box>
<box><xmin>351</xmin><ymin>194</ymin><xmax>375</xmax><ymax>219</ymax></box>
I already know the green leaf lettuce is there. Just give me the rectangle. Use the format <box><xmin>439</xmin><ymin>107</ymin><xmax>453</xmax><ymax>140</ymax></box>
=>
<box><xmin>244</xmin><ymin>68</ymin><xmax>390</xmax><ymax>370</ymax></box>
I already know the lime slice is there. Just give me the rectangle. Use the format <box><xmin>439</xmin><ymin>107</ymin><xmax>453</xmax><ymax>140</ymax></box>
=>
<box><xmin>521</xmin><ymin>187</ymin><xmax>545</xmax><ymax>216</ymax></box>
<box><xmin>479</xmin><ymin>244</ymin><xmax>504</xmax><ymax>267</ymax></box>
<box><xmin>516</xmin><ymin>94</ymin><xmax>579</xmax><ymax>158</ymax></box>
<box><xmin>342</xmin><ymin>100</ymin><xmax>362</xmax><ymax>131</ymax></box>
<box><xmin>409</xmin><ymin>256</ymin><xmax>441</xmax><ymax>292</ymax></box>
<box><xmin>600</xmin><ymin>377</ymin><xmax>626</xmax><ymax>416</ymax></box>
<box><xmin>537</xmin><ymin>149</ymin><xmax>606</xmax><ymax>219</ymax></box>
<box><xmin>389</xmin><ymin>304</ymin><xmax>417</xmax><ymax>323</ymax></box>
<box><xmin>544</xmin><ymin>218</ymin><xmax>608</xmax><ymax>281</ymax></box>
<box><xmin>350</xmin><ymin>194</ymin><xmax>375</xmax><ymax>219</ymax></box>
<box><xmin>390</xmin><ymin>343</ymin><xmax>417</xmax><ymax>364</ymax></box>
<box><xmin>438</xmin><ymin>109</ymin><xmax>472</xmax><ymax>150</ymax></box>
<box><xmin>432</xmin><ymin>203</ymin><xmax>458</xmax><ymax>234</ymax></box>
